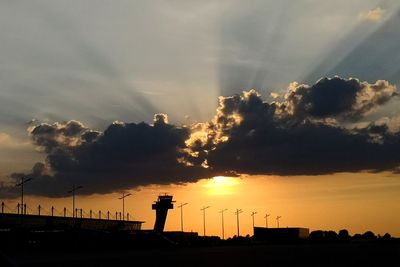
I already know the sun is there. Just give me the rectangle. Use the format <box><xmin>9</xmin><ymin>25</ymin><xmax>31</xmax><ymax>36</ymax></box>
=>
<box><xmin>203</xmin><ymin>176</ymin><xmax>240</xmax><ymax>196</ymax></box>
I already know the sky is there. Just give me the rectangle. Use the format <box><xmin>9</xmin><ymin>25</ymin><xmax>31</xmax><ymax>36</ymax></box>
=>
<box><xmin>1</xmin><ymin>0</ymin><xmax>400</xmax><ymax>237</ymax></box>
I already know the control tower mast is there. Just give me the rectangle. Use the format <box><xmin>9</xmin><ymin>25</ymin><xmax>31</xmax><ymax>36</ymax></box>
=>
<box><xmin>152</xmin><ymin>194</ymin><xmax>174</xmax><ymax>233</ymax></box>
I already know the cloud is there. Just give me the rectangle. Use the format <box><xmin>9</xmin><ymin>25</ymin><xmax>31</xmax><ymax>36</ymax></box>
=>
<box><xmin>2</xmin><ymin>76</ymin><xmax>400</xmax><ymax>197</ymax></box>
<box><xmin>185</xmin><ymin>77</ymin><xmax>400</xmax><ymax>176</ymax></box>
<box><xmin>359</xmin><ymin>7</ymin><xmax>386</xmax><ymax>23</ymax></box>
<box><xmin>280</xmin><ymin>77</ymin><xmax>397</xmax><ymax>121</ymax></box>
<box><xmin>205</xmin><ymin>119</ymin><xmax>400</xmax><ymax>176</ymax></box>
<box><xmin>375</xmin><ymin>116</ymin><xmax>400</xmax><ymax>133</ymax></box>
<box><xmin>2</xmin><ymin>115</ymin><xmax>214</xmax><ymax>197</ymax></box>
<box><xmin>270</xmin><ymin>92</ymin><xmax>280</xmax><ymax>99</ymax></box>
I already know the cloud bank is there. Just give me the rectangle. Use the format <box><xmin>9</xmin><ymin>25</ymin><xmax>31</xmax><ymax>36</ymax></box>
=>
<box><xmin>2</xmin><ymin>77</ymin><xmax>400</xmax><ymax>197</ymax></box>
<box><xmin>281</xmin><ymin>77</ymin><xmax>397</xmax><ymax>120</ymax></box>
<box><xmin>4</xmin><ymin>115</ymin><xmax>212</xmax><ymax>197</ymax></box>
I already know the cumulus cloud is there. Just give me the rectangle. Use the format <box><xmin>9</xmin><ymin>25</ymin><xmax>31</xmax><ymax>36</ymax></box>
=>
<box><xmin>29</xmin><ymin>120</ymin><xmax>91</xmax><ymax>153</ymax></box>
<box><xmin>185</xmin><ymin>77</ymin><xmax>400</xmax><ymax>176</ymax></box>
<box><xmin>375</xmin><ymin>116</ymin><xmax>400</xmax><ymax>133</ymax></box>
<box><xmin>280</xmin><ymin>77</ymin><xmax>397</xmax><ymax>121</ymax></box>
<box><xmin>2</xmin><ymin>77</ymin><xmax>400</xmax><ymax>197</ymax></box>
<box><xmin>2</xmin><ymin>115</ymin><xmax>213</xmax><ymax>197</ymax></box>
<box><xmin>359</xmin><ymin>7</ymin><xmax>386</xmax><ymax>23</ymax></box>
<box><xmin>270</xmin><ymin>92</ymin><xmax>280</xmax><ymax>99</ymax></box>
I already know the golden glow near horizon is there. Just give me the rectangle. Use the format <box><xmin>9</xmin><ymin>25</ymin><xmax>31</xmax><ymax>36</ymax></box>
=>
<box><xmin>203</xmin><ymin>176</ymin><xmax>241</xmax><ymax>196</ymax></box>
<box><xmin>2</xmin><ymin>173</ymin><xmax>400</xmax><ymax>238</ymax></box>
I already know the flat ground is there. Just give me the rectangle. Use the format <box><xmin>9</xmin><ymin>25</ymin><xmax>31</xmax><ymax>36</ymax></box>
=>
<box><xmin>1</xmin><ymin>243</ymin><xmax>399</xmax><ymax>267</ymax></box>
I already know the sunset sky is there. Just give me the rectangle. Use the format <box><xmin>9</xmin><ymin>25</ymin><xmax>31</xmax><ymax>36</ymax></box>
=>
<box><xmin>1</xmin><ymin>0</ymin><xmax>400</xmax><ymax>238</ymax></box>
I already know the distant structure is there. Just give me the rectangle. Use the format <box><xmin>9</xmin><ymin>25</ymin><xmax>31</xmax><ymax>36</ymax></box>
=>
<box><xmin>251</xmin><ymin>211</ymin><xmax>257</xmax><ymax>235</ymax></box>
<box><xmin>177</xmin><ymin>202</ymin><xmax>188</xmax><ymax>232</ymax></box>
<box><xmin>219</xmin><ymin>208</ymin><xmax>228</xmax><ymax>240</ymax></box>
<box><xmin>119</xmin><ymin>192</ymin><xmax>132</xmax><ymax>221</ymax></box>
<box><xmin>200</xmin><ymin>206</ymin><xmax>210</xmax><ymax>236</ymax></box>
<box><xmin>235</xmin><ymin>209</ymin><xmax>243</xmax><ymax>236</ymax></box>
<box><xmin>0</xmin><ymin>213</ymin><xmax>143</xmax><ymax>231</ymax></box>
<box><xmin>68</xmin><ymin>184</ymin><xmax>83</xmax><ymax>218</ymax></box>
<box><xmin>16</xmin><ymin>177</ymin><xmax>32</xmax><ymax>215</ymax></box>
<box><xmin>152</xmin><ymin>194</ymin><xmax>174</xmax><ymax>233</ymax></box>
<box><xmin>276</xmin><ymin>216</ymin><xmax>282</xmax><ymax>228</ymax></box>
<box><xmin>264</xmin><ymin>213</ymin><xmax>270</xmax><ymax>228</ymax></box>
<box><xmin>254</xmin><ymin>227</ymin><xmax>309</xmax><ymax>242</ymax></box>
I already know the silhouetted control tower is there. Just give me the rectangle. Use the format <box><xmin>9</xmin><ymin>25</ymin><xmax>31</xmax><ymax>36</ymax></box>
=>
<box><xmin>152</xmin><ymin>194</ymin><xmax>174</xmax><ymax>233</ymax></box>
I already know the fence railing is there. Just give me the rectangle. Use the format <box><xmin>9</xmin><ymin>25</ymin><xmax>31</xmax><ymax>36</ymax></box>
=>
<box><xmin>0</xmin><ymin>201</ymin><xmax>131</xmax><ymax>221</ymax></box>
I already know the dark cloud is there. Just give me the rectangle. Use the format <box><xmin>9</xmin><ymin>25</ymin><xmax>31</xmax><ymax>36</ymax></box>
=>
<box><xmin>2</xmin><ymin>77</ymin><xmax>400</xmax><ymax>197</ymax></box>
<box><xmin>29</xmin><ymin>120</ymin><xmax>89</xmax><ymax>153</ymax></box>
<box><xmin>3</xmin><ymin>115</ymin><xmax>213</xmax><ymax>197</ymax></box>
<box><xmin>206</xmin><ymin>119</ymin><xmax>400</xmax><ymax>175</ymax></box>
<box><xmin>186</xmin><ymin>77</ymin><xmax>400</xmax><ymax>176</ymax></box>
<box><xmin>281</xmin><ymin>77</ymin><xmax>397</xmax><ymax>120</ymax></box>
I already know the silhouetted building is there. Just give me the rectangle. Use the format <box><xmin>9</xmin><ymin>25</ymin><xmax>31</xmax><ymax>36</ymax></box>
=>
<box><xmin>254</xmin><ymin>227</ymin><xmax>309</xmax><ymax>242</ymax></box>
<box><xmin>0</xmin><ymin>213</ymin><xmax>143</xmax><ymax>231</ymax></box>
<box><xmin>152</xmin><ymin>194</ymin><xmax>174</xmax><ymax>233</ymax></box>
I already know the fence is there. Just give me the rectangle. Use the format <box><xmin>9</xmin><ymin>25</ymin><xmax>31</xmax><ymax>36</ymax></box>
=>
<box><xmin>0</xmin><ymin>201</ymin><xmax>131</xmax><ymax>221</ymax></box>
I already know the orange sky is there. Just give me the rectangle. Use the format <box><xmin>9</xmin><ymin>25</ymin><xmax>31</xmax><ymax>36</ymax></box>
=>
<box><xmin>3</xmin><ymin>172</ymin><xmax>400</xmax><ymax>238</ymax></box>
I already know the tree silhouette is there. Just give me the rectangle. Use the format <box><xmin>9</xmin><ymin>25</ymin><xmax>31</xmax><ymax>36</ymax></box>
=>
<box><xmin>338</xmin><ymin>229</ymin><xmax>350</xmax><ymax>242</ymax></box>
<box><xmin>362</xmin><ymin>231</ymin><xmax>376</xmax><ymax>241</ymax></box>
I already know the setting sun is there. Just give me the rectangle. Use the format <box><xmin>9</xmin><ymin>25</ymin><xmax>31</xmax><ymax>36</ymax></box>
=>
<box><xmin>203</xmin><ymin>176</ymin><xmax>241</xmax><ymax>196</ymax></box>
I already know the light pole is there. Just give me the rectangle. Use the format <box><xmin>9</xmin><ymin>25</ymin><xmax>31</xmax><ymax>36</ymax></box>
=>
<box><xmin>276</xmin><ymin>216</ymin><xmax>282</xmax><ymax>228</ymax></box>
<box><xmin>119</xmin><ymin>192</ymin><xmax>132</xmax><ymax>221</ymax></box>
<box><xmin>200</xmin><ymin>206</ymin><xmax>210</xmax><ymax>236</ymax></box>
<box><xmin>68</xmin><ymin>185</ymin><xmax>83</xmax><ymax>218</ymax></box>
<box><xmin>235</xmin><ymin>209</ymin><xmax>243</xmax><ymax>237</ymax></box>
<box><xmin>177</xmin><ymin>202</ymin><xmax>188</xmax><ymax>232</ymax></box>
<box><xmin>264</xmin><ymin>213</ymin><xmax>270</xmax><ymax>228</ymax></box>
<box><xmin>251</xmin><ymin>211</ymin><xmax>257</xmax><ymax>232</ymax></box>
<box><xmin>219</xmin><ymin>208</ymin><xmax>228</xmax><ymax>240</ymax></box>
<box><xmin>16</xmin><ymin>177</ymin><xmax>33</xmax><ymax>215</ymax></box>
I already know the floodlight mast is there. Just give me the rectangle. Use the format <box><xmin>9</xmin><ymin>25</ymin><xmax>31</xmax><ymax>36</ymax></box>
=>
<box><xmin>235</xmin><ymin>209</ymin><xmax>243</xmax><ymax>237</ymax></box>
<box><xmin>276</xmin><ymin>216</ymin><xmax>282</xmax><ymax>228</ymax></box>
<box><xmin>16</xmin><ymin>177</ymin><xmax>32</xmax><ymax>215</ymax></box>
<box><xmin>200</xmin><ymin>206</ymin><xmax>210</xmax><ymax>236</ymax></box>
<box><xmin>219</xmin><ymin>208</ymin><xmax>228</xmax><ymax>239</ymax></box>
<box><xmin>251</xmin><ymin>211</ymin><xmax>257</xmax><ymax>233</ymax></box>
<box><xmin>118</xmin><ymin>192</ymin><xmax>132</xmax><ymax>221</ymax></box>
<box><xmin>68</xmin><ymin>185</ymin><xmax>83</xmax><ymax>218</ymax></box>
<box><xmin>264</xmin><ymin>213</ymin><xmax>271</xmax><ymax>228</ymax></box>
<box><xmin>177</xmin><ymin>202</ymin><xmax>188</xmax><ymax>232</ymax></box>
